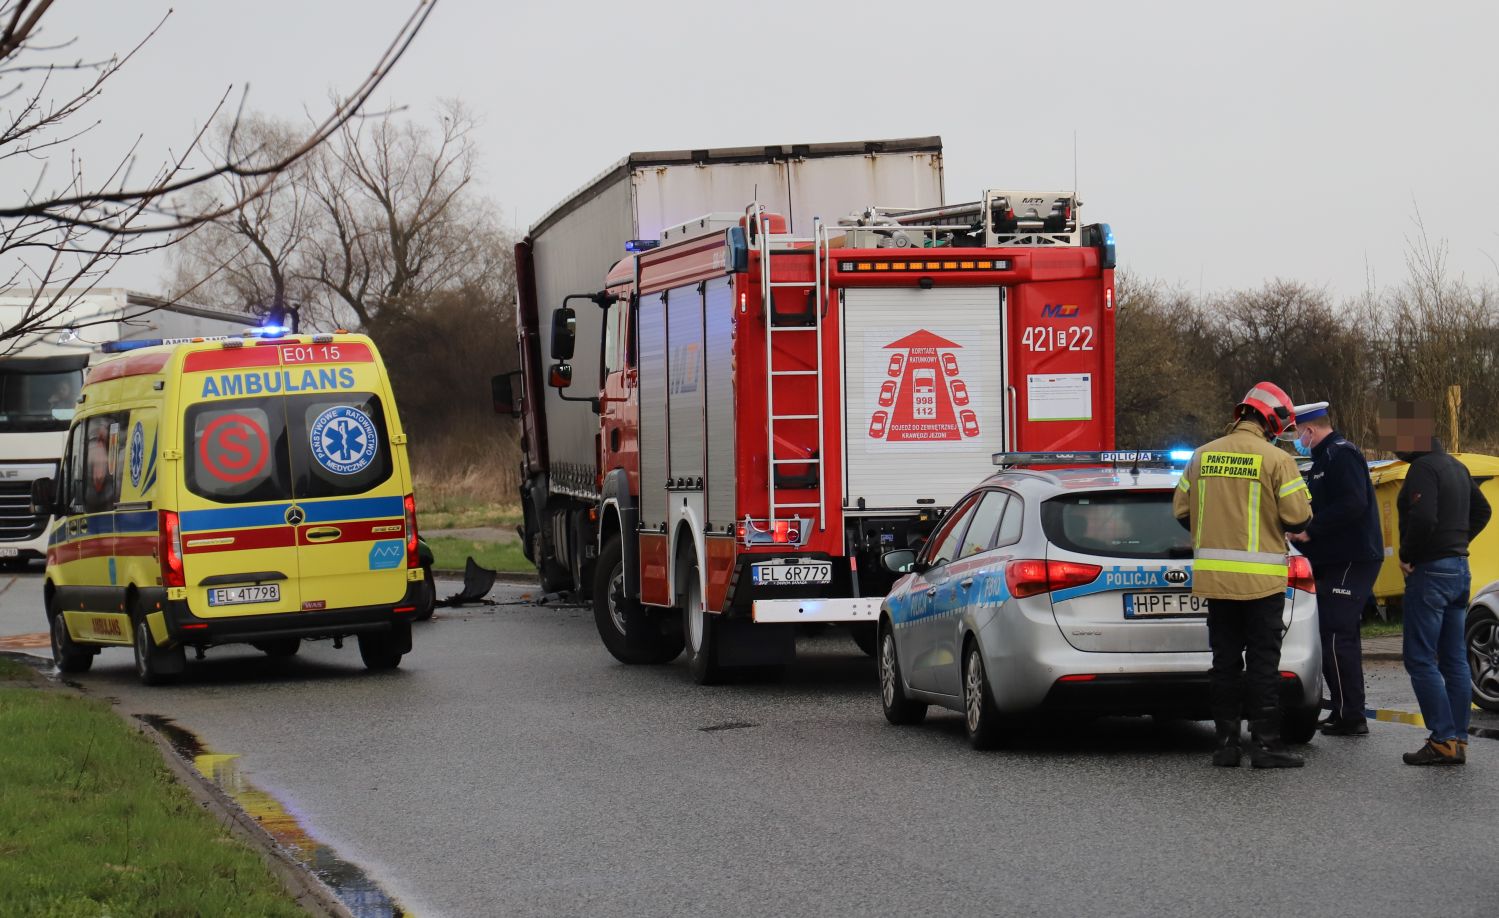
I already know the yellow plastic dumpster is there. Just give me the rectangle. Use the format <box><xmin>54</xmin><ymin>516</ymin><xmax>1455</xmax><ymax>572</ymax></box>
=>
<box><xmin>1369</xmin><ymin>453</ymin><xmax>1499</xmax><ymax>601</ymax></box>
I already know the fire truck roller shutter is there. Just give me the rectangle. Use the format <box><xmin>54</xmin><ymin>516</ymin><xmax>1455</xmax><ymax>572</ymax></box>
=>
<box><xmin>666</xmin><ymin>283</ymin><xmax>707</xmax><ymax>493</ymax></box>
<box><xmin>638</xmin><ymin>292</ymin><xmax>669</xmax><ymax>532</ymax></box>
<box><xmin>704</xmin><ymin>277</ymin><xmax>736</xmax><ymax>531</ymax></box>
<box><xmin>841</xmin><ymin>286</ymin><xmax>1006</xmax><ymax>510</ymax></box>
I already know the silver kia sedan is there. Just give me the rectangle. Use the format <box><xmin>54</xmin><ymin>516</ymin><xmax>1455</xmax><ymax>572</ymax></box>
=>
<box><xmin>876</xmin><ymin>457</ymin><xmax>1322</xmax><ymax>749</ymax></box>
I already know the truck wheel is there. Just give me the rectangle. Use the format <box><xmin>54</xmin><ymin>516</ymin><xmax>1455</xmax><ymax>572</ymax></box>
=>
<box><xmin>850</xmin><ymin>622</ymin><xmax>878</xmax><ymax>657</ymax></box>
<box><xmin>48</xmin><ymin>597</ymin><xmax>93</xmax><ymax>674</ymax></box>
<box><xmin>413</xmin><ymin>565</ymin><xmax>437</xmax><ymax>622</ymax></box>
<box><xmin>592</xmin><ymin>538</ymin><xmax>683</xmax><ymax>664</ymax></box>
<box><xmin>133</xmin><ymin>617</ymin><xmax>184</xmax><ymax>686</ymax></box>
<box><xmin>879</xmin><ymin>623</ymin><xmax>926</xmax><ymax>725</ymax></box>
<box><xmin>358</xmin><ymin>631</ymin><xmax>404</xmax><ymax>671</ymax></box>
<box><xmin>682</xmin><ymin>564</ymin><xmax>722</xmax><ymax>685</ymax></box>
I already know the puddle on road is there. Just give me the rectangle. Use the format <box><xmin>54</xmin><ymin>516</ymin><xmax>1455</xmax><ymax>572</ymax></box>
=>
<box><xmin>136</xmin><ymin>715</ymin><xmax>407</xmax><ymax>918</ymax></box>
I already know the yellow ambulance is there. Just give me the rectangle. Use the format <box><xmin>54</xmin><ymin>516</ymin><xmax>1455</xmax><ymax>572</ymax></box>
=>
<box><xmin>33</xmin><ymin>332</ymin><xmax>426</xmax><ymax>684</ymax></box>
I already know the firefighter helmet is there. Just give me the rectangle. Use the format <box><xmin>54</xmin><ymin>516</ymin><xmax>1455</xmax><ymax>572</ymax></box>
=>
<box><xmin>1235</xmin><ymin>382</ymin><xmax>1297</xmax><ymax>438</ymax></box>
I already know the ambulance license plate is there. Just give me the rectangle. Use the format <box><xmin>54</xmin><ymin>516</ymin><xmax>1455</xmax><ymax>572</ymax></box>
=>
<box><xmin>207</xmin><ymin>584</ymin><xmax>280</xmax><ymax>607</ymax></box>
<box><xmin>753</xmin><ymin>562</ymin><xmax>833</xmax><ymax>585</ymax></box>
<box><xmin>1123</xmin><ymin>592</ymin><xmax>1205</xmax><ymax>618</ymax></box>
<box><xmin>0</xmin><ymin>548</ymin><xmax>16</xmax><ymax>557</ymax></box>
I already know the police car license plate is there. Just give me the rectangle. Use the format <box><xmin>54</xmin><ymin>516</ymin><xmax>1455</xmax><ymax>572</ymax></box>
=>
<box><xmin>1123</xmin><ymin>592</ymin><xmax>1205</xmax><ymax>618</ymax></box>
<box><xmin>207</xmin><ymin>584</ymin><xmax>280</xmax><ymax>607</ymax></box>
<box><xmin>753</xmin><ymin>562</ymin><xmax>833</xmax><ymax>585</ymax></box>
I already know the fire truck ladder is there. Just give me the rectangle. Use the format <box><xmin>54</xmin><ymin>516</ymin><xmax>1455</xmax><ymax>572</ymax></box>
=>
<box><xmin>752</xmin><ymin>205</ymin><xmax>827</xmax><ymax>533</ymax></box>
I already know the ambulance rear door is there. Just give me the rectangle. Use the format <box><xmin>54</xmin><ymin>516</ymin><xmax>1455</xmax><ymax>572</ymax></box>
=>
<box><xmin>177</xmin><ymin>346</ymin><xmax>304</xmax><ymax>618</ymax></box>
<box><xmin>280</xmin><ymin>340</ymin><xmax>409</xmax><ymax>613</ymax></box>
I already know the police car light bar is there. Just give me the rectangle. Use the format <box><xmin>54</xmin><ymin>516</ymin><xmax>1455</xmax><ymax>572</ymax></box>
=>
<box><xmin>992</xmin><ymin>450</ymin><xmax>1192</xmax><ymax>468</ymax></box>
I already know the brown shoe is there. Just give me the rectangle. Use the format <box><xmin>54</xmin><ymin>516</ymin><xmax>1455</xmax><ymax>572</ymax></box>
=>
<box><xmin>1402</xmin><ymin>738</ymin><xmax>1461</xmax><ymax>766</ymax></box>
<box><xmin>1455</xmin><ymin>740</ymin><xmax>1468</xmax><ymax>764</ymax></box>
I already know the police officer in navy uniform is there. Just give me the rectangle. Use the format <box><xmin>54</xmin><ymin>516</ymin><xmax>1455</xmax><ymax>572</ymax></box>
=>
<box><xmin>1284</xmin><ymin>401</ymin><xmax>1383</xmax><ymax>735</ymax></box>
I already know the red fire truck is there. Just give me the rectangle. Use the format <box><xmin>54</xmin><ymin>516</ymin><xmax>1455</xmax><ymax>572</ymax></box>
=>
<box><xmin>499</xmin><ymin>139</ymin><xmax>1116</xmax><ymax>682</ymax></box>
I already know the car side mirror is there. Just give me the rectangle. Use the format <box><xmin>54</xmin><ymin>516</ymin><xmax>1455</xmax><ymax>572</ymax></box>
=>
<box><xmin>491</xmin><ymin>371</ymin><xmax>523</xmax><ymax>418</ymax></box>
<box><xmin>882</xmin><ymin>548</ymin><xmax>921</xmax><ymax>575</ymax></box>
<box><xmin>30</xmin><ymin>477</ymin><xmax>57</xmax><ymax>517</ymax></box>
<box><xmin>548</xmin><ymin>362</ymin><xmax>573</xmax><ymax>389</ymax></box>
<box><xmin>550</xmin><ymin>306</ymin><xmax>577</xmax><ymax>360</ymax></box>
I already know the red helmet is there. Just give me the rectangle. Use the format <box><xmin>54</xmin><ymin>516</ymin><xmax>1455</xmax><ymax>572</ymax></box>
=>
<box><xmin>1236</xmin><ymin>382</ymin><xmax>1297</xmax><ymax>438</ymax></box>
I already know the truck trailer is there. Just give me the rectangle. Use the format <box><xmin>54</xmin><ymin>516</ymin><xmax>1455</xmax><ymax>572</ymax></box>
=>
<box><xmin>0</xmin><ymin>289</ymin><xmax>254</xmax><ymax>564</ymax></box>
<box><xmin>501</xmin><ymin>138</ymin><xmax>1118</xmax><ymax>681</ymax></box>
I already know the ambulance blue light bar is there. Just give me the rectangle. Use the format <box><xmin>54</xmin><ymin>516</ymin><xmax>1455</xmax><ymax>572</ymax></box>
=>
<box><xmin>101</xmin><ymin>335</ymin><xmax>238</xmax><ymax>353</ymax></box>
<box><xmin>625</xmin><ymin>239</ymin><xmax>659</xmax><ymax>253</ymax></box>
<box><xmin>992</xmin><ymin>450</ymin><xmax>1190</xmax><ymax>468</ymax></box>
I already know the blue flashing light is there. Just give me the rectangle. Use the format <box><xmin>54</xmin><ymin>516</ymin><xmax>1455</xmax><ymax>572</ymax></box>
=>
<box><xmin>625</xmin><ymin>239</ymin><xmax>659</xmax><ymax>253</ymax></box>
<box><xmin>247</xmin><ymin>324</ymin><xmax>289</xmax><ymax>338</ymax></box>
<box><xmin>1168</xmin><ymin>449</ymin><xmax>1194</xmax><ymax>464</ymax></box>
<box><xmin>101</xmin><ymin>339</ymin><xmax>161</xmax><ymax>354</ymax></box>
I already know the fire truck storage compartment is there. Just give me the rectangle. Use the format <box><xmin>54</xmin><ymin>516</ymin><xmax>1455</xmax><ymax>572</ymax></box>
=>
<box><xmin>703</xmin><ymin>279</ymin><xmax>736</xmax><ymax>530</ymax></box>
<box><xmin>639</xmin><ymin>291</ymin><xmax>669</xmax><ymax>531</ymax></box>
<box><xmin>638</xmin><ymin>279</ymin><xmax>737</xmax><ymax>535</ymax></box>
<box><xmin>842</xmin><ymin>285</ymin><xmax>1005</xmax><ymax>510</ymax></box>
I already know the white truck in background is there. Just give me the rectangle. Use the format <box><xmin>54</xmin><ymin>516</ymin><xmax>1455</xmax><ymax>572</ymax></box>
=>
<box><xmin>0</xmin><ymin>289</ymin><xmax>255</xmax><ymax>565</ymax></box>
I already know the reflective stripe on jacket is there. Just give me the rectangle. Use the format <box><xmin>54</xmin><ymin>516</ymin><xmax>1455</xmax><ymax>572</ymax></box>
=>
<box><xmin>1172</xmin><ymin>420</ymin><xmax>1313</xmax><ymax>600</ymax></box>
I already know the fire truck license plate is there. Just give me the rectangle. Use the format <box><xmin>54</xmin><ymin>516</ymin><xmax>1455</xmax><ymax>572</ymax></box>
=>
<box><xmin>753</xmin><ymin>562</ymin><xmax>833</xmax><ymax>586</ymax></box>
<box><xmin>207</xmin><ymin>584</ymin><xmax>280</xmax><ymax>607</ymax></box>
<box><xmin>1123</xmin><ymin>592</ymin><xmax>1205</xmax><ymax>618</ymax></box>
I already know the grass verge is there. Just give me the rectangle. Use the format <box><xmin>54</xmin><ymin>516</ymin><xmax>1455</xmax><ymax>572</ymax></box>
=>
<box><xmin>426</xmin><ymin>535</ymin><xmax>533</xmax><ymax>573</ymax></box>
<box><xmin>0</xmin><ymin>667</ymin><xmax>302</xmax><ymax>917</ymax></box>
<box><xmin>1361</xmin><ymin>617</ymin><xmax>1403</xmax><ymax>639</ymax></box>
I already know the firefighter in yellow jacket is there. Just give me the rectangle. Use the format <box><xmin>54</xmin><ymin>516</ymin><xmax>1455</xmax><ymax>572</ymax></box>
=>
<box><xmin>1174</xmin><ymin>382</ymin><xmax>1313</xmax><ymax>768</ymax></box>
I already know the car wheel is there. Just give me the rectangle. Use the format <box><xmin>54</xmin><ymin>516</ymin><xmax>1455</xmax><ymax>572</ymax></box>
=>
<box><xmin>48</xmin><ymin>597</ymin><xmax>93</xmax><ymax>674</ymax></box>
<box><xmin>592</xmin><ymin>538</ymin><xmax>684</xmax><ymax>665</ymax></box>
<box><xmin>681</xmin><ymin>564</ymin><xmax>721</xmax><ymax>685</ymax></box>
<box><xmin>850</xmin><ymin>622</ymin><xmax>878</xmax><ymax>657</ymax></box>
<box><xmin>962</xmin><ymin>641</ymin><xmax>1004</xmax><ymax>750</ymax></box>
<box><xmin>413</xmin><ymin>565</ymin><xmax>437</xmax><ymax>622</ymax></box>
<box><xmin>1282</xmin><ymin>702</ymin><xmax>1320</xmax><ymax>745</ymax></box>
<box><xmin>1467</xmin><ymin>604</ymin><xmax>1499</xmax><ymax>713</ymax></box>
<box><xmin>254</xmin><ymin>638</ymin><xmax>300</xmax><ymax>658</ymax></box>
<box><xmin>879</xmin><ymin>624</ymin><xmax>927</xmax><ymax>725</ymax></box>
<box><xmin>133</xmin><ymin>617</ymin><xmax>183</xmax><ymax>686</ymax></box>
<box><xmin>357</xmin><ymin>631</ymin><xmax>404</xmax><ymax>671</ymax></box>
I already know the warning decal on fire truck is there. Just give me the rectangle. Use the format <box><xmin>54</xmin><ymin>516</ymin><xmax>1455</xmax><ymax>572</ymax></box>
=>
<box><xmin>866</xmin><ymin>330</ymin><xmax>978</xmax><ymax>443</ymax></box>
<box><xmin>843</xmin><ymin>287</ymin><xmax>1004</xmax><ymax>509</ymax></box>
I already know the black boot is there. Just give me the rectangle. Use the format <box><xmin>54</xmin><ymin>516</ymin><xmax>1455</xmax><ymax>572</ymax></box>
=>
<box><xmin>1212</xmin><ymin>720</ymin><xmax>1242</xmax><ymax>767</ymax></box>
<box><xmin>1249</xmin><ymin>717</ymin><xmax>1305</xmax><ymax>769</ymax></box>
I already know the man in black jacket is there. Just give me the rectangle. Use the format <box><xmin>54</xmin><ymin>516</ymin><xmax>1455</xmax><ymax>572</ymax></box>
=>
<box><xmin>1285</xmin><ymin>402</ymin><xmax>1382</xmax><ymax>735</ymax></box>
<box><xmin>1381</xmin><ymin>400</ymin><xmax>1492</xmax><ymax>765</ymax></box>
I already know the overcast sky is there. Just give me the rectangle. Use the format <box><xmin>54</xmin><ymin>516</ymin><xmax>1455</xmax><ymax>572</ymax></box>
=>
<box><xmin>19</xmin><ymin>0</ymin><xmax>1499</xmax><ymax>301</ymax></box>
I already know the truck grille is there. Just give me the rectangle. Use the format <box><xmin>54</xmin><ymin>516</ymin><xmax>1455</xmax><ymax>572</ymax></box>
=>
<box><xmin>0</xmin><ymin>481</ymin><xmax>47</xmax><ymax>542</ymax></box>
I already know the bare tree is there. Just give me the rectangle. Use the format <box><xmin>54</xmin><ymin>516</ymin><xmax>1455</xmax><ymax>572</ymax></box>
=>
<box><xmin>174</xmin><ymin>102</ymin><xmax>509</xmax><ymax>330</ymax></box>
<box><xmin>303</xmin><ymin>101</ymin><xmax>504</xmax><ymax>327</ymax></box>
<box><xmin>0</xmin><ymin>0</ymin><xmax>437</xmax><ymax>348</ymax></box>
<box><xmin>166</xmin><ymin>117</ymin><xmax>319</xmax><ymax>319</ymax></box>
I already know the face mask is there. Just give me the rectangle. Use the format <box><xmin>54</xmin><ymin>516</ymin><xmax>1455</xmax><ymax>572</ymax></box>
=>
<box><xmin>1293</xmin><ymin>438</ymin><xmax>1311</xmax><ymax>457</ymax></box>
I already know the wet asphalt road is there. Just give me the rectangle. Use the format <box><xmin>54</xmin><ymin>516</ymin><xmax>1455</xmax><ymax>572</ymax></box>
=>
<box><xmin>2</xmin><ymin>570</ymin><xmax>1496</xmax><ymax>918</ymax></box>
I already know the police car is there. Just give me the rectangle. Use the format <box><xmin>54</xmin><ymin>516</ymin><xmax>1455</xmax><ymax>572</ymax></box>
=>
<box><xmin>876</xmin><ymin>451</ymin><xmax>1322</xmax><ymax>748</ymax></box>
